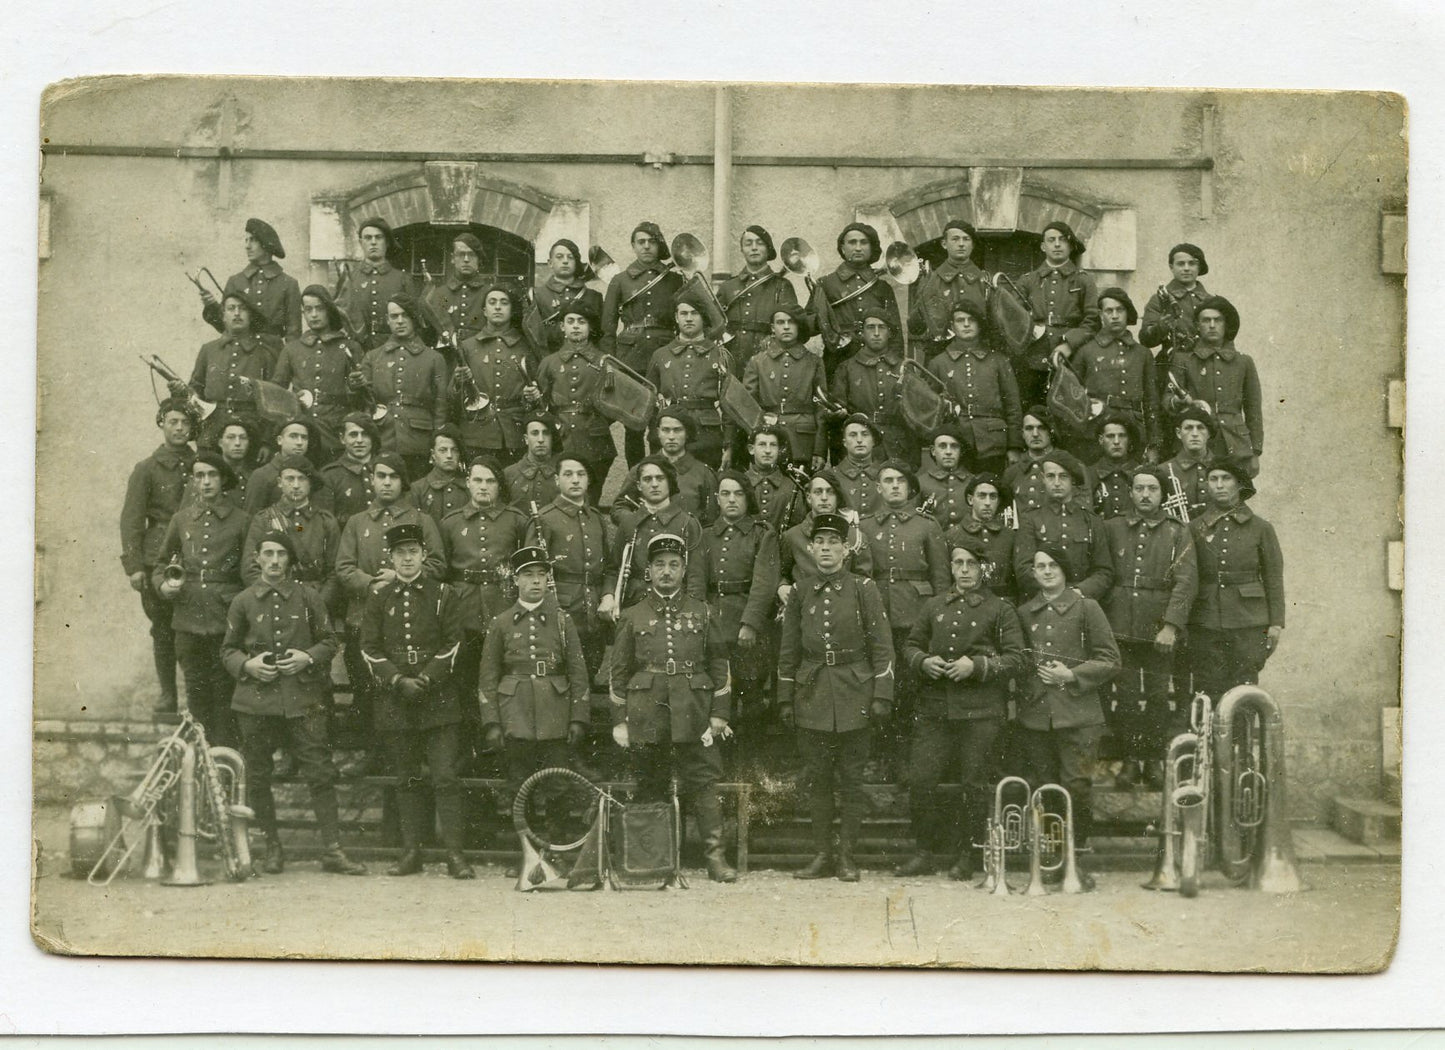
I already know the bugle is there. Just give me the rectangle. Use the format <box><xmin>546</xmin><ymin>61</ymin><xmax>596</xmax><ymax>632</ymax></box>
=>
<box><xmin>978</xmin><ymin>775</ymin><xmax>1032</xmax><ymax>895</ymax></box>
<box><xmin>185</xmin><ymin>267</ymin><xmax>226</xmax><ymax>303</ymax></box>
<box><xmin>1025</xmin><ymin>783</ymin><xmax>1084</xmax><ymax>895</ymax></box>
<box><xmin>1213</xmin><ymin>685</ymin><xmax>1303</xmax><ymax>893</ymax></box>
<box><xmin>455</xmin><ymin>366</ymin><xmax>492</xmax><ymax>421</ymax></box>
<box><xmin>140</xmin><ymin>355</ymin><xmax>217</xmax><ymax>420</ymax></box>
<box><xmin>1163</xmin><ymin>463</ymin><xmax>1192</xmax><ymax>524</ymax></box>
<box><xmin>812</xmin><ymin>385</ymin><xmax>848</xmax><ymax>418</ymax></box>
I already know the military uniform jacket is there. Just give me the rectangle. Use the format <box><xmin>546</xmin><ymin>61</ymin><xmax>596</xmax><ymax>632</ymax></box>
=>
<box><xmin>910</xmin><ymin>259</ymin><xmax>991</xmax><ymax>351</ymax></box>
<box><xmin>505</xmin><ymin>456</ymin><xmax>559</xmax><ymax>510</ymax></box>
<box><xmin>777</xmin><ymin>570</ymin><xmax>895</xmax><ymax>732</ymax></box>
<box><xmin>904</xmin><ymin>588</ymin><xmax>1025</xmax><ymax>719</ymax></box>
<box><xmin>608</xmin><ymin>501</ymin><xmax>707</xmax><ymax>607</ymax></box>
<box><xmin>859</xmin><ymin>507</ymin><xmax>950</xmax><ymax>636</ymax></box>
<box><xmin>1189</xmin><ymin>504</ymin><xmax>1285</xmax><ymax>630</ymax></box>
<box><xmin>360</xmin><ymin>575</ymin><xmax>465</xmax><ymax>732</ymax></box>
<box><xmin>1092</xmin><ymin>458</ymin><xmax>1140</xmax><ymax>521</ymax></box>
<box><xmin>1015</xmin><ymin>500</ymin><xmax>1115</xmax><ymax>601</ymax></box>
<box><xmin>317</xmin><ymin>457</ymin><xmax>373</xmax><ymax>527</ymax></box>
<box><xmin>746</xmin><ymin>467</ymin><xmax>799</xmax><ymax>533</ymax></box>
<box><xmin>413</xmin><ymin>469</ymin><xmax>469</xmax><ymax>523</ymax></box>
<box><xmin>121</xmin><ymin>443</ymin><xmax>196</xmax><ymax>574</ymax></box>
<box><xmin>1070</xmin><ymin>330</ymin><xmax>1162</xmax><ymax>449</ymax></box>
<box><xmin>340</xmin><ymin>260</ymin><xmax>416</xmax><ymax>349</ymax></box>
<box><xmin>1002</xmin><ymin>455</ymin><xmax>1096</xmax><ymax>515</ymax></box>
<box><xmin>945</xmin><ymin>518</ymin><xmax>1018</xmax><ymax>600</ymax></box>
<box><xmin>527</xmin><ymin>277</ymin><xmax>604</xmax><ymax>354</ymax></box>
<box><xmin>1014</xmin><ymin>261</ymin><xmax>1100</xmax><ymax>368</ymax></box>
<box><xmin>927</xmin><ymin>341</ymin><xmax>1024</xmax><ymax>458</ymax></box>
<box><xmin>222</xmin><ymin>579</ymin><xmax>337</xmax><ymax>717</ymax></box>
<box><xmin>535</xmin><ymin>343</ymin><xmax>615</xmax><ymax>463</ymax></box>
<box><xmin>834</xmin><ymin>458</ymin><xmax>882</xmax><ymax>518</ymax></box>
<box><xmin>189</xmin><ymin>332</ymin><xmax>279</xmax><ymax>410</ymax></box>
<box><xmin>717</xmin><ymin>267</ymin><xmax>798</xmax><ymax>372</ymax></box>
<box><xmin>1162</xmin><ymin>455</ymin><xmax>1210</xmax><ymax>521</ymax></box>
<box><xmin>360</xmin><ymin>337</ymin><xmax>449</xmax><ymax>458</ymax></box>
<box><xmin>334</xmin><ymin>499</ymin><xmax>445</xmax><ymax>627</ymax></box>
<box><xmin>241</xmin><ymin>501</ymin><xmax>342</xmax><ymax>607</ymax></box>
<box><xmin>648</xmin><ymin>337</ymin><xmax>730</xmax><ymax>433</ymax></box>
<box><xmin>742</xmin><ymin>342</ymin><xmax>827</xmax><ymax>458</ymax></box>
<box><xmin>918</xmin><ymin>466</ymin><xmax>974</xmax><ymax>531</ymax></box>
<box><xmin>452</xmin><ymin>324</ymin><xmax>541</xmax><ymax>452</ymax></box>
<box><xmin>478</xmin><ymin>597</ymin><xmax>589</xmax><ymax>740</ymax></box>
<box><xmin>242</xmin><ymin>459</ymin><xmax>289</xmax><ymax>515</ymax></box>
<box><xmin>601</xmin><ymin>261</ymin><xmax>685</xmax><ymax>371</ymax></box>
<box><xmin>808</xmin><ymin>264</ymin><xmax>900</xmax><ymax>363</ymax></box>
<box><xmin>703</xmin><ymin>515</ymin><xmax>779</xmax><ymax>638</ymax></box>
<box><xmin>830</xmin><ymin>349</ymin><xmax>906</xmax><ymax>436</ymax></box>
<box><xmin>273</xmin><ymin>329</ymin><xmax>365</xmax><ymax>427</ymax></box>
<box><xmin>440</xmin><ymin>502</ymin><xmax>529</xmax><ymax>633</ymax></box>
<box><xmin>1140</xmin><ymin>279</ymin><xmax>1211</xmax><ymax>352</ymax></box>
<box><xmin>527</xmin><ymin>497</ymin><xmax>617</xmax><ymax>628</ymax></box>
<box><xmin>1016</xmin><ymin>589</ymin><xmax>1120</xmax><ymax>730</ymax></box>
<box><xmin>609</xmin><ymin>589</ymin><xmax>732</xmax><ymax>745</ymax></box>
<box><xmin>206</xmin><ymin>262</ymin><xmax>302</xmax><ymax>339</ymax></box>
<box><xmin>781</xmin><ymin>512</ymin><xmax>873</xmax><ymax>589</ymax></box>
<box><xmin>424</xmin><ymin>273</ymin><xmax>488</xmax><ymax>345</ymax></box>
<box><xmin>152</xmin><ymin>497</ymin><xmax>250</xmax><ymax>635</ymax></box>
<box><xmin>1169</xmin><ymin>342</ymin><xmax>1264</xmax><ymax>459</ymax></box>
<box><xmin>1103</xmin><ymin>513</ymin><xmax>1198</xmax><ymax>643</ymax></box>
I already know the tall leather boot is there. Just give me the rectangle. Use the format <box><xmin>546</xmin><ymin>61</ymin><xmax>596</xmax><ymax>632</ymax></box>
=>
<box><xmin>837</xmin><ymin>810</ymin><xmax>861</xmax><ymax>882</ymax></box>
<box><xmin>795</xmin><ymin>786</ymin><xmax>835</xmax><ymax>880</ymax></box>
<box><xmin>695</xmin><ymin>793</ymin><xmax>737</xmax><ymax>883</ymax></box>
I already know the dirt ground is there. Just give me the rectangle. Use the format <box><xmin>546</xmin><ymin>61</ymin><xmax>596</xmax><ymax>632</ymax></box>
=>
<box><xmin>31</xmin><ymin>805</ymin><xmax>1398</xmax><ymax>972</ymax></box>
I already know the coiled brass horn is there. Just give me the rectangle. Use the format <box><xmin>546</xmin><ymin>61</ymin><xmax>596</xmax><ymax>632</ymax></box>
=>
<box><xmin>978</xmin><ymin>776</ymin><xmax>1032</xmax><ymax>895</ymax></box>
<box><xmin>1025</xmin><ymin>783</ymin><xmax>1084</xmax><ymax>895</ymax></box>
<box><xmin>1144</xmin><ymin>692</ymin><xmax>1213</xmax><ymax>895</ymax></box>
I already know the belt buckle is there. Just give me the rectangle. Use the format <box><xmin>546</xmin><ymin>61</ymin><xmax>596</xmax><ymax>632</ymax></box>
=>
<box><xmin>665</xmin><ymin>658</ymin><xmax>677</xmax><ymax>676</ymax></box>
<box><xmin>824</xmin><ymin>650</ymin><xmax>837</xmax><ymax>667</ymax></box>
<box><xmin>535</xmin><ymin>661</ymin><xmax>548</xmax><ymax>677</ymax></box>
<box><xmin>888</xmin><ymin>568</ymin><xmax>901</xmax><ymax>583</ymax></box>
<box><xmin>407</xmin><ymin>650</ymin><xmax>419</xmax><ymax>666</ymax></box>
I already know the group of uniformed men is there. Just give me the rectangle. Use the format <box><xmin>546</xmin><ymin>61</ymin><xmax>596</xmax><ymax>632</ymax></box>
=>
<box><xmin>118</xmin><ymin>213</ymin><xmax>1283</xmax><ymax>887</ymax></box>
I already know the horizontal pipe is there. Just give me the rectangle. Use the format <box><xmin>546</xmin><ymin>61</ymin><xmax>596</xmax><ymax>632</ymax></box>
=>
<box><xmin>39</xmin><ymin>143</ymin><xmax>1212</xmax><ymax>171</ymax></box>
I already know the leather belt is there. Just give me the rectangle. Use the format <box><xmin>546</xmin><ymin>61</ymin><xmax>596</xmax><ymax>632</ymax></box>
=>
<box><xmin>710</xmin><ymin>580</ymin><xmax>750</xmax><ymax>596</ymax></box>
<box><xmin>185</xmin><ymin>569</ymin><xmax>237</xmax><ymax>583</ymax></box>
<box><xmin>735</xmin><ymin>321</ymin><xmax>772</xmax><ymax>334</ymax></box>
<box><xmin>504</xmin><ymin>659</ymin><xmax>559</xmax><ymax>676</ymax></box>
<box><xmin>882</xmin><ymin>568</ymin><xmax>930</xmax><ymax>582</ymax></box>
<box><xmin>401</xmin><ymin>647</ymin><xmax>434</xmax><ymax>666</ymax></box>
<box><xmin>458</xmin><ymin>568</ymin><xmax>498</xmax><ymax>585</ymax></box>
<box><xmin>1122</xmin><ymin>574</ymin><xmax>1171</xmax><ymax>591</ymax></box>
<box><xmin>389</xmin><ymin>395</ymin><xmax>431</xmax><ymax>407</ymax></box>
<box><xmin>1206</xmin><ymin>571</ymin><xmax>1262</xmax><ymax>585</ymax></box>
<box><xmin>553</xmin><ymin>569</ymin><xmax>601</xmax><ymax>585</ymax></box>
<box><xmin>670</xmin><ymin>398</ymin><xmax>718</xmax><ymax>410</ymax></box>
<box><xmin>1103</xmin><ymin>395</ymin><xmax>1144</xmax><ymax>411</ymax></box>
<box><xmin>645</xmin><ymin>660</ymin><xmax>697</xmax><ymax>676</ymax></box>
<box><xmin>804</xmin><ymin>647</ymin><xmax>865</xmax><ymax>667</ymax></box>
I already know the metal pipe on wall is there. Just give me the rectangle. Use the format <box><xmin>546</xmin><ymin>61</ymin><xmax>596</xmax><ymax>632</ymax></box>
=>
<box><xmin>712</xmin><ymin>86</ymin><xmax>733</xmax><ymax>280</ymax></box>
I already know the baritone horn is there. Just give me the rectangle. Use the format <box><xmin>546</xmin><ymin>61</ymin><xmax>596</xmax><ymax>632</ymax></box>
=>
<box><xmin>1025</xmin><ymin>783</ymin><xmax>1084</xmax><ymax>895</ymax></box>
<box><xmin>978</xmin><ymin>775</ymin><xmax>1032</xmax><ymax>895</ymax></box>
<box><xmin>1213</xmin><ymin>685</ymin><xmax>1303</xmax><ymax>893</ymax></box>
<box><xmin>1144</xmin><ymin>692</ymin><xmax>1213</xmax><ymax>895</ymax></box>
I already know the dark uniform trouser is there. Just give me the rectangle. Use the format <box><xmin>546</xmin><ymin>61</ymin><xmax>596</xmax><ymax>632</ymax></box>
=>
<box><xmin>237</xmin><ymin>708</ymin><xmax>341</xmax><ymax>843</ymax></box>
<box><xmin>174</xmin><ymin>631</ymin><xmax>237</xmax><ymax>748</ymax></box>
<box><xmin>504</xmin><ymin>738</ymin><xmax>573</xmax><ymax>844</ymax></box>
<box><xmin>1014</xmin><ymin>723</ymin><xmax>1103</xmax><ymax>845</ymax></box>
<box><xmin>383</xmin><ymin>722</ymin><xmax>463</xmax><ymax>850</ymax></box>
<box><xmin>630</xmin><ymin>738</ymin><xmax>727</xmax><ymax>858</ymax></box>
<box><xmin>1109</xmin><ymin>640</ymin><xmax>1185</xmax><ymax>761</ymax></box>
<box><xmin>797</xmin><ymin>727</ymin><xmax>870</xmax><ymax>855</ymax></box>
<box><xmin>1189</xmin><ymin>627</ymin><xmax>1271</xmax><ymax>705</ymax></box>
<box><xmin>907</xmin><ymin>715</ymin><xmax>1002</xmax><ymax>857</ymax></box>
<box><xmin>139</xmin><ymin>579</ymin><xmax>179</xmax><ymax>706</ymax></box>
<box><xmin>453</xmin><ymin>631</ymin><xmax>487</xmax><ymax>763</ymax></box>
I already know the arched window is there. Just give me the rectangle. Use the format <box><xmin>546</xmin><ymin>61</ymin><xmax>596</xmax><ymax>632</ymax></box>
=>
<box><xmin>391</xmin><ymin>223</ymin><xmax>535</xmax><ymax>294</ymax></box>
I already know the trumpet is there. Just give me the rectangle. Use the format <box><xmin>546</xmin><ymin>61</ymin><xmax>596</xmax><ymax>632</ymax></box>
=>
<box><xmin>140</xmin><ymin>354</ymin><xmax>217</xmax><ymax>420</ymax></box>
<box><xmin>1025</xmin><ymin>783</ymin><xmax>1085</xmax><ymax>895</ymax></box>
<box><xmin>978</xmin><ymin>776</ymin><xmax>1032</xmax><ymax>895</ymax></box>
<box><xmin>1163</xmin><ymin>463</ymin><xmax>1192</xmax><ymax>524</ymax></box>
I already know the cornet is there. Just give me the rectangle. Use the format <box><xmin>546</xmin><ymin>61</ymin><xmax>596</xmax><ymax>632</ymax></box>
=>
<box><xmin>1163</xmin><ymin>463</ymin><xmax>1192</xmax><ymax>524</ymax></box>
<box><xmin>161</xmin><ymin>552</ymin><xmax>186</xmax><ymax>587</ymax></box>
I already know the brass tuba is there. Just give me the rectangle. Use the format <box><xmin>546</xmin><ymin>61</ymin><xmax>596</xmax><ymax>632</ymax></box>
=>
<box><xmin>1213</xmin><ymin>685</ymin><xmax>1303</xmax><ymax>893</ymax></box>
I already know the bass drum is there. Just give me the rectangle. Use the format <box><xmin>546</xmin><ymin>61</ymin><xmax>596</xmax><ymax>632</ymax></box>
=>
<box><xmin>69</xmin><ymin>798</ymin><xmax>124</xmax><ymax>879</ymax></box>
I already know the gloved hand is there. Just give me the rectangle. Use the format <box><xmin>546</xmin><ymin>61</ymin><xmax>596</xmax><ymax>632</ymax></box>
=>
<box><xmin>870</xmin><ymin>699</ymin><xmax>891</xmax><ymax>722</ymax></box>
<box><xmin>483</xmin><ymin>724</ymin><xmax>504</xmax><ymax>748</ymax></box>
<box><xmin>612</xmin><ymin>723</ymin><xmax>630</xmax><ymax>749</ymax></box>
<box><xmin>567</xmin><ymin>721</ymin><xmax>587</xmax><ymax>746</ymax></box>
<box><xmin>394</xmin><ymin>676</ymin><xmax>426</xmax><ymax>701</ymax></box>
<box><xmin>346</xmin><ymin>370</ymin><xmax>368</xmax><ymax>390</ymax></box>
<box><xmin>777</xmin><ymin>702</ymin><xmax>795</xmax><ymax>730</ymax></box>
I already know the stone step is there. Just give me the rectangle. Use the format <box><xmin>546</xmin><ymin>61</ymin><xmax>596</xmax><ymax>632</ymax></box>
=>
<box><xmin>1330</xmin><ymin>796</ymin><xmax>1401</xmax><ymax>846</ymax></box>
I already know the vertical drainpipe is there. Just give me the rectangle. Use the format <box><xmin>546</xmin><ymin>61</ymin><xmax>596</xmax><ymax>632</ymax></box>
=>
<box><xmin>712</xmin><ymin>85</ymin><xmax>733</xmax><ymax>280</ymax></box>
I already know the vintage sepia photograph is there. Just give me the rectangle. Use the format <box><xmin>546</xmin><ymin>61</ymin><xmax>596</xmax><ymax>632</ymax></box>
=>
<box><xmin>30</xmin><ymin>76</ymin><xmax>1404</xmax><ymax>972</ymax></box>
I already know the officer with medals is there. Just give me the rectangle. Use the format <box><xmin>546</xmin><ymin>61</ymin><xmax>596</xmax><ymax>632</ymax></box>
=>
<box><xmin>608</xmin><ymin>533</ymin><xmax>738</xmax><ymax>883</ymax></box>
